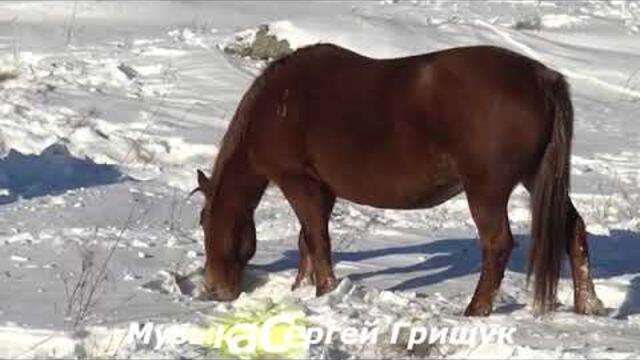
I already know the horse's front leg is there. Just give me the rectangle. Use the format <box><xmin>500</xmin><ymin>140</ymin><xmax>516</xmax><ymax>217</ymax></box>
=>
<box><xmin>292</xmin><ymin>230</ymin><xmax>315</xmax><ymax>290</ymax></box>
<box><xmin>277</xmin><ymin>176</ymin><xmax>337</xmax><ymax>296</ymax></box>
<box><xmin>464</xmin><ymin>197</ymin><xmax>513</xmax><ymax>316</ymax></box>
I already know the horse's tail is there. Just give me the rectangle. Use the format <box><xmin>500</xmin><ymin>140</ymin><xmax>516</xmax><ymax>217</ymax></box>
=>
<box><xmin>528</xmin><ymin>70</ymin><xmax>574</xmax><ymax>312</ymax></box>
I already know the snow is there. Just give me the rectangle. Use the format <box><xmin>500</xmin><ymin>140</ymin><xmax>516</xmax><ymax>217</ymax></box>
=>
<box><xmin>0</xmin><ymin>0</ymin><xmax>639</xmax><ymax>359</ymax></box>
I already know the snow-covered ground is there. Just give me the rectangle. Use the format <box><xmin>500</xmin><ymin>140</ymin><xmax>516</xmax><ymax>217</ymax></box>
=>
<box><xmin>0</xmin><ymin>1</ymin><xmax>639</xmax><ymax>358</ymax></box>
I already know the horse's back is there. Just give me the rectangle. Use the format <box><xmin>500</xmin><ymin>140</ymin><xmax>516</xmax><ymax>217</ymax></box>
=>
<box><xmin>247</xmin><ymin>44</ymin><xmax>557</xmax><ymax>209</ymax></box>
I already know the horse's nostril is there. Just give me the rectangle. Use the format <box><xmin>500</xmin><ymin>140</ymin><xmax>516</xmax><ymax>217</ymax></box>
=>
<box><xmin>203</xmin><ymin>283</ymin><xmax>240</xmax><ymax>302</ymax></box>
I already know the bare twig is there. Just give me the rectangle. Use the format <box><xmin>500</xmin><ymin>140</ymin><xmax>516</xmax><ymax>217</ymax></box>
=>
<box><xmin>65</xmin><ymin>1</ymin><xmax>78</xmax><ymax>47</ymax></box>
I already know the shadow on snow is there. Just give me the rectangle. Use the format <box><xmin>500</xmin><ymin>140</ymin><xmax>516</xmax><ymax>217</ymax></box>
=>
<box><xmin>253</xmin><ymin>229</ymin><xmax>640</xmax><ymax>317</ymax></box>
<box><xmin>0</xmin><ymin>143</ymin><xmax>129</xmax><ymax>205</ymax></box>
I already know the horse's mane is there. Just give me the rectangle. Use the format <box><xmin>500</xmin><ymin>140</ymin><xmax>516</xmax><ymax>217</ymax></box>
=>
<box><xmin>205</xmin><ymin>47</ymin><xmax>305</xmax><ymax>202</ymax></box>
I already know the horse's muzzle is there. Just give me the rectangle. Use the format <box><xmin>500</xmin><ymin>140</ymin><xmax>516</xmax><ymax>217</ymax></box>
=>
<box><xmin>202</xmin><ymin>282</ymin><xmax>241</xmax><ymax>302</ymax></box>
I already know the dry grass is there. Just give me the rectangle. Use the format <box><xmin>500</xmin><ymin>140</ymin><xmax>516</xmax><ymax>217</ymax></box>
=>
<box><xmin>0</xmin><ymin>70</ymin><xmax>18</xmax><ymax>83</ymax></box>
<box><xmin>224</xmin><ymin>24</ymin><xmax>293</xmax><ymax>61</ymax></box>
<box><xmin>513</xmin><ymin>15</ymin><xmax>542</xmax><ymax>31</ymax></box>
<box><xmin>62</xmin><ymin>245</ymin><xmax>102</xmax><ymax>327</ymax></box>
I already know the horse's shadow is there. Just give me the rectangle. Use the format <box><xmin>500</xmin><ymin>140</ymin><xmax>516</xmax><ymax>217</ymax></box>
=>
<box><xmin>0</xmin><ymin>143</ymin><xmax>129</xmax><ymax>205</ymax></box>
<box><xmin>252</xmin><ymin>229</ymin><xmax>640</xmax><ymax>316</ymax></box>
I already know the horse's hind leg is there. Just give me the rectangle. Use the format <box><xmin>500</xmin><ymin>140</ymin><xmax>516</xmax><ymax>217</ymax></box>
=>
<box><xmin>566</xmin><ymin>200</ymin><xmax>605</xmax><ymax>315</ymax></box>
<box><xmin>464</xmin><ymin>193</ymin><xmax>514</xmax><ymax>316</ymax></box>
<box><xmin>523</xmin><ymin>176</ymin><xmax>604</xmax><ymax>315</ymax></box>
<box><xmin>276</xmin><ymin>176</ymin><xmax>337</xmax><ymax>295</ymax></box>
<box><xmin>292</xmin><ymin>231</ymin><xmax>315</xmax><ymax>290</ymax></box>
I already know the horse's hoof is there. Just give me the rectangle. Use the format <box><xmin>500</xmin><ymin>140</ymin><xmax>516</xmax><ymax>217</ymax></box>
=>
<box><xmin>315</xmin><ymin>277</ymin><xmax>338</xmax><ymax>297</ymax></box>
<box><xmin>291</xmin><ymin>273</ymin><xmax>315</xmax><ymax>291</ymax></box>
<box><xmin>464</xmin><ymin>302</ymin><xmax>492</xmax><ymax>317</ymax></box>
<box><xmin>575</xmin><ymin>295</ymin><xmax>606</xmax><ymax>316</ymax></box>
<box><xmin>291</xmin><ymin>280</ymin><xmax>301</xmax><ymax>291</ymax></box>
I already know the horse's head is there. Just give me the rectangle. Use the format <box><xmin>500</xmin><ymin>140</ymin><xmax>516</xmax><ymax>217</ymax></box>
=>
<box><xmin>195</xmin><ymin>169</ymin><xmax>256</xmax><ymax>301</ymax></box>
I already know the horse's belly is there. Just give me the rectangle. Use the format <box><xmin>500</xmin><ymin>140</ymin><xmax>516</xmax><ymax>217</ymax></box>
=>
<box><xmin>315</xmin><ymin>151</ymin><xmax>463</xmax><ymax>210</ymax></box>
<box><xmin>336</xmin><ymin>178</ymin><xmax>463</xmax><ymax>210</ymax></box>
<box><xmin>341</xmin><ymin>179</ymin><xmax>464</xmax><ymax>210</ymax></box>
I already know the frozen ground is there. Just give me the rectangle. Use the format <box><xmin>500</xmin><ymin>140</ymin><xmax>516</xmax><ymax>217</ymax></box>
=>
<box><xmin>0</xmin><ymin>1</ymin><xmax>639</xmax><ymax>358</ymax></box>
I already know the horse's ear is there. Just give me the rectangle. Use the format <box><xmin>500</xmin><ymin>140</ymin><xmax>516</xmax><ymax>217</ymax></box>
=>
<box><xmin>190</xmin><ymin>169</ymin><xmax>211</xmax><ymax>198</ymax></box>
<box><xmin>197</xmin><ymin>169</ymin><xmax>210</xmax><ymax>190</ymax></box>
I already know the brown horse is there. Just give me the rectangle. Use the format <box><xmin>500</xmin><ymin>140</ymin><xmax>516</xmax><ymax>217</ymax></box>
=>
<box><xmin>195</xmin><ymin>43</ymin><xmax>604</xmax><ymax>316</ymax></box>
